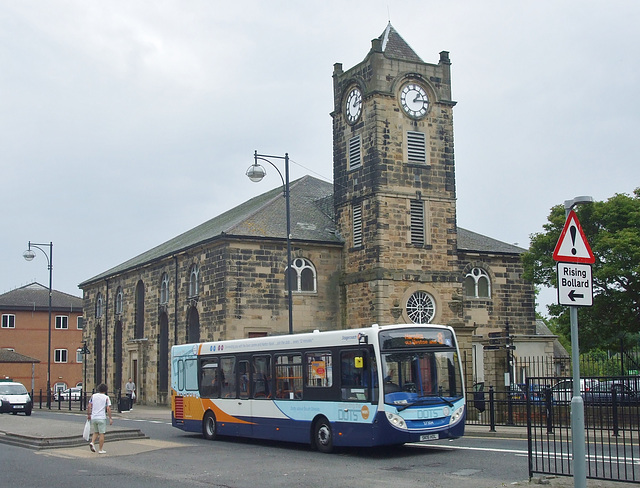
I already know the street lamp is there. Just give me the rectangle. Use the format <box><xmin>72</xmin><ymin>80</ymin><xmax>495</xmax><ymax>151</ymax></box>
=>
<box><xmin>562</xmin><ymin>195</ymin><xmax>593</xmax><ymax>488</ymax></box>
<box><xmin>23</xmin><ymin>241</ymin><xmax>53</xmax><ymax>409</ymax></box>
<box><xmin>246</xmin><ymin>150</ymin><xmax>293</xmax><ymax>335</ymax></box>
<box><xmin>80</xmin><ymin>341</ymin><xmax>90</xmax><ymax>410</ymax></box>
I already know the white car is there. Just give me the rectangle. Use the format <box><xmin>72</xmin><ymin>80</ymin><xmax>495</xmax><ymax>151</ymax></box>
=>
<box><xmin>55</xmin><ymin>386</ymin><xmax>83</xmax><ymax>401</ymax></box>
<box><xmin>0</xmin><ymin>381</ymin><xmax>33</xmax><ymax>415</ymax></box>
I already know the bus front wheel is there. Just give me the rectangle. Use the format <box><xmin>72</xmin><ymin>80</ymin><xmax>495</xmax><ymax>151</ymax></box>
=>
<box><xmin>202</xmin><ymin>411</ymin><xmax>217</xmax><ymax>440</ymax></box>
<box><xmin>313</xmin><ymin>417</ymin><xmax>333</xmax><ymax>453</ymax></box>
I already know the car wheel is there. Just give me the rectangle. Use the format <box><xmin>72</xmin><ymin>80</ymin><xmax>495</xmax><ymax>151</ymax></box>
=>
<box><xmin>202</xmin><ymin>411</ymin><xmax>217</xmax><ymax>440</ymax></box>
<box><xmin>25</xmin><ymin>408</ymin><xmax>32</xmax><ymax>416</ymax></box>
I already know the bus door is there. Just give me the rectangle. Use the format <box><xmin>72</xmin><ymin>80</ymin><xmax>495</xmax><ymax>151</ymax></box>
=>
<box><xmin>250</xmin><ymin>355</ymin><xmax>273</xmax><ymax>436</ymax></box>
<box><xmin>340</xmin><ymin>348</ymin><xmax>377</xmax><ymax>404</ymax></box>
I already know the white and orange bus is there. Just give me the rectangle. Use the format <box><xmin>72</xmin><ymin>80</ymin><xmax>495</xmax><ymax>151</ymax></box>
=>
<box><xmin>171</xmin><ymin>323</ymin><xmax>465</xmax><ymax>452</ymax></box>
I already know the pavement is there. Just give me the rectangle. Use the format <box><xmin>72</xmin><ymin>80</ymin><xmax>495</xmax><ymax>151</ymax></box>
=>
<box><xmin>0</xmin><ymin>405</ymin><xmax>636</xmax><ymax>487</ymax></box>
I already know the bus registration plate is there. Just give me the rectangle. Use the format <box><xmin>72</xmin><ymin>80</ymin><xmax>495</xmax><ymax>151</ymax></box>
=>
<box><xmin>420</xmin><ymin>434</ymin><xmax>438</xmax><ymax>441</ymax></box>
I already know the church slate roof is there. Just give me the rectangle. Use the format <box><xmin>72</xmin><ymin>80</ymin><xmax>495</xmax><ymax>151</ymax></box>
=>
<box><xmin>80</xmin><ymin>176</ymin><xmax>340</xmax><ymax>286</ymax></box>
<box><xmin>0</xmin><ymin>283</ymin><xmax>83</xmax><ymax>312</ymax></box>
<box><xmin>379</xmin><ymin>23</ymin><xmax>423</xmax><ymax>63</ymax></box>
<box><xmin>457</xmin><ymin>227</ymin><xmax>526</xmax><ymax>255</ymax></box>
<box><xmin>80</xmin><ymin>176</ymin><xmax>526</xmax><ymax>288</ymax></box>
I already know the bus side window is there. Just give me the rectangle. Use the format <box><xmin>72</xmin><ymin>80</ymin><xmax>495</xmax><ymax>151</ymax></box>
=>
<box><xmin>221</xmin><ymin>357</ymin><xmax>236</xmax><ymax>398</ymax></box>
<box><xmin>275</xmin><ymin>353</ymin><xmax>302</xmax><ymax>400</ymax></box>
<box><xmin>200</xmin><ymin>362</ymin><xmax>219</xmax><ymax>398</ymax></box>
<box><xmin>238</xmin><ymin>360</ymin><xmax>250</xmax><ymax>399</ymax></box>
<box><xmin>340</xmin><ymin>350</ymin><xmax>369</xmax><ymax>401</ymax></box>
<box><xmin>252</xmin><ymin>355</ymin><xmax>271</xmax><ymax>399</ymax></box>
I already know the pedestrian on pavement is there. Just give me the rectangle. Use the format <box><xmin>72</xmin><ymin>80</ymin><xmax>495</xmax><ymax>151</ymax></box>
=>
<box><xmin>87</xmin><ymin>383</ymin><xmax>113</xmax><ymax>454</ymax></box>
<box><xmin>125</xmin><ymin>377</ymin><xmax>136</xmax><ymax>410</ymax></box>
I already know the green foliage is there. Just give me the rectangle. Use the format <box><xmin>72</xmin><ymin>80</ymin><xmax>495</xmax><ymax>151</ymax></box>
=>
<box><xmin>522</xmin><ymin>189</ymin><xmax>640</xmax><ymax>352</ymax></box>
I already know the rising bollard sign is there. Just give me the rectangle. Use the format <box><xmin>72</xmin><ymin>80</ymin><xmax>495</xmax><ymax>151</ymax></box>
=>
<box><xmin>553</xmin><ymin>209</ymin><xmax>595</xmax><ymax>307</ymax></box>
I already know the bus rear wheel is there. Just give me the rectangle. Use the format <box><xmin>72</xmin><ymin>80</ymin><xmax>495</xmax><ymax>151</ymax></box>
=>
<box><xmin>313</xmin><ymin>417</ymin><xmax>333</xmax><ymax>453</ymax></box>
<box><xmin>202</xmin><ymin>411</ymin><xmax>217</xmax><ymax>440</ymax></box>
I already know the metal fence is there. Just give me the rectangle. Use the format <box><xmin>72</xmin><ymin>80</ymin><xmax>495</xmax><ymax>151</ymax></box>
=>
<box><xmin>31</xmin><ymin>389</ymin><xmax>131</xmax><ymax>413</ymax></box>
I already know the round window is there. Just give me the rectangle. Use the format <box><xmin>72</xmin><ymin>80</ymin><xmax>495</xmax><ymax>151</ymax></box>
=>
<box><xmin>406</xmin><ymin>291</ymin><xmax>436</xmax><ymax>324</ymax></box>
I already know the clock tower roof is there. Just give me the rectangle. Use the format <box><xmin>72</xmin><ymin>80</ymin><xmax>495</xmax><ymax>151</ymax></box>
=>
<box><xmin>377</xmin><ymin>22</ymin><xmax>423</xmax><ymax>63</ymax></box>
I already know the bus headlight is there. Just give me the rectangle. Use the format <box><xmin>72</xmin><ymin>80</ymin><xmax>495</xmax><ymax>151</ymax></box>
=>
<box><xmin>449</xmin><ymin>405</ymin><xmax>464</xmax><ymax>426</ymax></box>
<box><xmin>385</xmin><ymin>412</ymin><xmax>407</xmax><ymax>430</ymax></box>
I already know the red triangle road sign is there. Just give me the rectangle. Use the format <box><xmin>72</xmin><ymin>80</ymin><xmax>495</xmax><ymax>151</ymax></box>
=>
<box><xmin>552</xmin><ymin>209</ymin><xmax>595</xmax><ymax>263</ymax></box>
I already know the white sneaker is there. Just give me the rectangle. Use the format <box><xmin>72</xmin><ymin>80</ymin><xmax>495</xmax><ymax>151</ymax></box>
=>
<box><xmin>89</xmin><ymin>442</ymin><xmax>96</xmax><ymax>452</ymax></box>
<box><xmin>98</xmin><ymin>450</ymin><xmax>107</xmax><ymax>454</ymax></box>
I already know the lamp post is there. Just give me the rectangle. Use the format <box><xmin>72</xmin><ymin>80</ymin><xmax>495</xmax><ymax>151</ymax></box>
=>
<box><xmin>23</xmin><ymin>241</ymin><xmax>53</xmax><ymax>409</ymax></box>
<box><xmin>80</xmin><ymin>341</ymin><xmax>90</xmax><ymax>410</ymax></box>
<box><xmin>562</xmin><ymin>195</ymin><xmax>593</xmax><ymax>488</ymax></box>
<box><xmin>246</xmin><ymin>150</ymin><xmax>293</xmax><ymax>335</ymax></box>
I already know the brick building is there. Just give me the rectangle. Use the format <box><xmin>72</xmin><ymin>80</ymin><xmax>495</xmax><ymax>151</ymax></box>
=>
<box><xmin>0</xmin><ymin>283</ymin><xmax>84</xmax><ymax>395</ymax></box>
<box><xmin>79</xmin><ymin>25</ymin><xmax>542</xmax><ymax>405</ymax></box>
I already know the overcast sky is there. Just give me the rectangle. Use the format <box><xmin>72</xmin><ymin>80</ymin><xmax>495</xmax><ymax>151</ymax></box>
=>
<box><xmin>2</xmin><ymin>1</ymin><xmax>639</xmax><ymax>316</ymax></box>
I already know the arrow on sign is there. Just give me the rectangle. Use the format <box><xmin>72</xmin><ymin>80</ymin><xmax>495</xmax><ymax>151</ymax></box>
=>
<box><xmin>568</xmin><ymin>290</ymin><xmax>584</xmax><ymax>301</ymax></box>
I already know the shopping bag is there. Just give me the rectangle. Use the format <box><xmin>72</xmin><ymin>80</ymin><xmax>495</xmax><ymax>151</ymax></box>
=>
<box><xmin>83</xmin><ymin>420</ymin><xmax>91</xmax><ymax>441</ymax></box>
<box><xmin>131</xmin><ymin>391</ymin><xmax>136</xmax><ymax>401</ymax></box>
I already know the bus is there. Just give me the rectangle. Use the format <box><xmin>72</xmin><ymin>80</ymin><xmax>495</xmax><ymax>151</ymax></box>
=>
<box><xmin>171</xmin><ymin>323</ymin><xmax>465</xmax><ymax>452</ymax></box>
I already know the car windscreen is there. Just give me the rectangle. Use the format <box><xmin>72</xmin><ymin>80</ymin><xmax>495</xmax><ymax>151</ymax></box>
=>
<box><xmin>0</xmin><ymin>384</ymin><xmax>28</xmax><ymax>395</ymax></box>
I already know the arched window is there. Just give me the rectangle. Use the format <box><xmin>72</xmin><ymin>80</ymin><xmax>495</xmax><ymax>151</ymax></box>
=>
<box><xmin>160</xmin><ymin>272</ymin><xmax>169</xmax><ymax>304</ymax></box>
<box><xmin>406</xmin><ymin>291</ymin><xmax>436</xmax><ymax>324</ymax></box>
<box><xmin>464</xmin><ymin>267</ymin><xmax>491</xmax><ymax>298</ymax></box>
<box><xmin>115</xmin><ymin>287</ymin><xmax>123</xmax><ymax>315</ymax></box>
<box><xmin>285</xmin><ymin>258</ymin><xmax>317</xmax><ymax>293</ymax></box>
<box><xmin>135</xmin><ymin>280</ymin><xmax>145</xmax><ymax>339</ymax></box>
<box><xmin>95</xmin><ymin>293</ymin><xmax>103</xmax><ymax>318</ymax></box>
<box><xmin>189</xmin><ymin>265</ymin><xmax>199</xmax><ymax>298</ymax></box>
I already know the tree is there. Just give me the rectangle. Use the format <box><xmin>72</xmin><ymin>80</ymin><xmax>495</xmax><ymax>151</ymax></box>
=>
<box><xmin>522</xmin><ymin>189</ymin><xmax>640</xmax><ymax>352</ymax></box>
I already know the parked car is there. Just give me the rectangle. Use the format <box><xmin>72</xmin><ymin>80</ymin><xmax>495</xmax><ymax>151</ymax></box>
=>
<box><xmin>591</xmin><ymin>380</ymin><xmax>640</xmax><ymax>405</ymax></box>
<box><xmin>0</xmin><ymin>381</ymin><xmax>33</xmax><ymax>415</ymax></box>
<box><xmin>551</xmin><ymin>378</ymin><xmax>599</xmax><ymax>404</ymax></box>
<box><xmin>55</xmin><ymin>386</ymin><xmax>83</xmax><ymax>401</ymax></box>
<box><xmin>508</xmin><ymin>383</ymin><xmax>545</xmax><ymax>404</ymax></box>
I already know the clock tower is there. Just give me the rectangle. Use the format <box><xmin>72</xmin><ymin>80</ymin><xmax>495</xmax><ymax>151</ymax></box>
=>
<box><xmin>332</xmin><ymin>24</ymin><xmax>462</xmax><ymax>329</ymax></box>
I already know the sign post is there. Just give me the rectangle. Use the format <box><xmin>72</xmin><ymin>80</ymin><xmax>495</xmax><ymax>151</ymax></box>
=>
<box><xmin>553</xmin><ymin>202</ymin><xmax>594</xmax><ymax>488</ymax></box>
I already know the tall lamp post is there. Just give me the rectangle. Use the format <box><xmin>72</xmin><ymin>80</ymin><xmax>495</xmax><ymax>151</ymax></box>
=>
<box><xmin>23</xmin><ymin>241</ymin><xmax>53</xmax><ymax>409</ymax></box>
<box><xmin>80</xmin><ymin>341</ymin><xmax>90</xmax><ymax>410</ymax></box>
<box><xmin>562</xmin><ymin>195</ymin><xmax>593</xmax><ymax>488</ymax></box>
<box><xmin>246</xmin><ymin>150</ymin><xmax>293</xmax><ymax>335</ymax></box>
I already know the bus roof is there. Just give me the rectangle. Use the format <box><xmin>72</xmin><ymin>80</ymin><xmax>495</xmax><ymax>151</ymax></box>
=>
<box><xmin>171</xmin><ymin>323</ymin><xmax>455</xmax><ymax>358</ymax></box>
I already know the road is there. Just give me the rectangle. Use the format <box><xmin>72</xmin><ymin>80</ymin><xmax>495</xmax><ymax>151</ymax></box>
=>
<box><xmin>0</xmin><ymin>410</ymin><xmax>538</xmax><ymax>488</ymax></box>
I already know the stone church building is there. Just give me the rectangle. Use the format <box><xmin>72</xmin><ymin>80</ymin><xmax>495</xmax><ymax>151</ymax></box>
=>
<box><xmin>80</xmin><ymin>25</ymin><xmax>542</xmax><ymax>406</ymax></box>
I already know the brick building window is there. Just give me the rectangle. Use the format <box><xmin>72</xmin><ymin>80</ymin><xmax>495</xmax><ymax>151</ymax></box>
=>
<box><xmin>348</xmin><ymin>135</ymin><xmax>362</xmax><ymax>170</ymax></box>
<box><xmin>2</xmin><ymin>314</ymin><xmax>15</xmax><ymax>328</ymax></box>
<box><xmin>160</xmin><ymin>272</ymin><xmax>170</xmax><ymax>304</ymax></box>
<box><xmin>77</xmin><ymin>316</ymin><xmax>84</xmax><ymax>329</ymax></box>
<box><xmin>353</xmin><ymin>203</ymin><xmax>362</xmax><ymax>247</ymax></box>
<box><xmin>189</xmin><ymin>265</ymin><xmax>199</xmax><ymax>298</ymax></box>
<box><xmin>95</xmin><ymin>293</ymin><xmax>103</xmax><ymax>318</ymax></box>
<box><xmin>115</xmin><ymin>286</ymin><xmax>123</xmax><ymax>315</ymax></box>
<box><xmin>464</xmin><ymin>267</ymin><xmax>491</xmax><ymax>298</ymax></box>
<box><xmin>54</xmin><ymin>349</ymin><xmax>68</xmax><ymax>363</ymax></box>
<box><xmin>55</xmin><ymin>316</ymin><xmax>68</xmax><ymax>329</ymax></box>
<box><xmin>285</xmin><ymin>258</ymin><xmax>317</xmax><ymax>293</ymax></box>
<box><xmin>407</xmin><ymin>131</ymin><xmax>427</xmax><ymax>163</ymax></box>
<box><xmin>410</xmin><ymin>200</ymin><xmax>425</xmax><ymax>246</ymax></box>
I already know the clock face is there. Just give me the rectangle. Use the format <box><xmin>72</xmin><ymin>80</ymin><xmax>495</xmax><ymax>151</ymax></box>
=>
<box><xmin>400</xmin><ymin>83</ymin><xmax>429</xmax><ymax>118</ymax></box>
<box><xmin>345</xmin><ymin>87</ymin><xmax>362</xmax><ymax>124</ymax></box>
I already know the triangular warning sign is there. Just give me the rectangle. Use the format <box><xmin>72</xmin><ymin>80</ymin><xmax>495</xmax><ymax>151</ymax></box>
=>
<box><xmin>552</xmin><ymin>209</ymin><xmax>595</xmax><ymax>263</ymax></box>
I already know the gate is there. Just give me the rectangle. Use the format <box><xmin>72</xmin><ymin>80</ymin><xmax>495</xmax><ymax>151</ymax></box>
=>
<box><xmin>526</xmin><ymin>376</ymin><xmax>640</xmax><ymax>483</ymax></box>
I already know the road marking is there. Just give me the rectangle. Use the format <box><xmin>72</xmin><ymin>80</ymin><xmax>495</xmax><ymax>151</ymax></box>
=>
<box><xmin>408</xmin><ymin>443</ymin><xmax>528</xmax><ymax>455</ymax></box>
